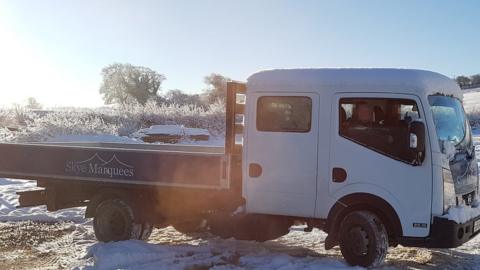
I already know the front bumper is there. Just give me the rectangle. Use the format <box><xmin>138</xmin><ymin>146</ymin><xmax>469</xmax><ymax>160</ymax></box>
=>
<box><xmin>400</xmin><ymin>215</ymin><xmax>480</xmax><ymax>248</ymax></box>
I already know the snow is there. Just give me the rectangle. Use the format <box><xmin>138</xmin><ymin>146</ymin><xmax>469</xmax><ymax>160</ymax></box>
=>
<box><xmin>132</xmin><ymin>124</ymin><xmax>213</xmax><ymax>144</ymax></box>
<box><xmin>184</xmin><ymin>127</ymin><xmax>210</xmax><ymax>136</ymax></box>
<box><xmin>47</xmin><ymin>134</ymin><xmax>142</xmax><ymax>144</ymax></box>
<box><xmin>143</xmin><ymin>125</ymin><xmax>184</xmax><ymax>136</ymax></box>
<box><xmin>48</xmin><ymin>131</ymin><xmax>223</xmax><ymax>146</ymax></box>
<box><xmin>137</xmin><ymin>125</ymin><xmax>210</xmax><ymax>137</ymax></box>
<box><xmin>0</xmin><ymin>179</ymin><xmax>86</xmax><ymax>223</ymax></box>
<box><xmin>442</xmin><ymin>205</ymin><xmax>480</xmax><ymax>224</ymax></box>
<box><xmin>462</xmin><ymin>87</ymin><xmax>480</xmax><ymax>113</ymax></box>
<box><xmin>83</xmin><ymin>238</ymin><xmax>358</xmax><ymax>270</ymax></box>
<box><xmin>176</xmin><ymin>135</ymin><xmax>225</xmax><ymax>146</ymax></box>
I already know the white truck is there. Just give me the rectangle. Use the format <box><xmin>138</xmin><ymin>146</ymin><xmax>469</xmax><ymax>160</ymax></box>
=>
<box><xmin>2</xmin><ymin>68</ymin><xmax>479</xmax><ymax>267</ymax></box>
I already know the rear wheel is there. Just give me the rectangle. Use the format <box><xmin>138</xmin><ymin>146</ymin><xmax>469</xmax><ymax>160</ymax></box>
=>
<box><xmin>93</xmin><ymin>198</ymin><xmax>152</xmax><ymax>242</ymax></box>
<box><xmin>338</xmin><ymin>211</ymin><xmax>388</xmax><ymax>267</ymax></box>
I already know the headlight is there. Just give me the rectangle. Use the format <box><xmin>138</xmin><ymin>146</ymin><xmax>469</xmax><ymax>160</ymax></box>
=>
<box><xmin>443</xmin><ymin>169</ymin><xmax>456</xmax><ymax>212</ymax></box>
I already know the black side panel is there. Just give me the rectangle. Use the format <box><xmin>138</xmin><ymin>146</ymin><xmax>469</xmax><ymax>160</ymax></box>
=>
<box><xmin>0</xmin><ymin>143</ymin><xmax>224</xmax><ymax>188</ymax></box>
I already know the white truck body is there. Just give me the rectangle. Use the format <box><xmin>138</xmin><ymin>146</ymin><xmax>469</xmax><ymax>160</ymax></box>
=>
<box><xmin>244</xmin><ymin>68</ymin><xmax>478</xmax><ymax>240</ymax></box>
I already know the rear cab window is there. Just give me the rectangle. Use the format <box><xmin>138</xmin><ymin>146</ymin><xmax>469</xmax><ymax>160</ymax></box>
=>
<box><xmin>257</xmin><ymin>96</ymin><xmax>312</xmax><ymax>132</ymax></box>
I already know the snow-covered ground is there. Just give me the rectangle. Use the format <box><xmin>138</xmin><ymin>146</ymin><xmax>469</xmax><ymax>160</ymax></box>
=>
<box><xmin>2</xmin><ymin>179</ymin><xmax>480</xmax><ymax>269</ymax></box>
<box><xmin>1</xmin><ymin>134</ymin><xmax>480</xmax><ymax>269</ymax></box>
<box><xmin>462</xmin><ymin>87</ymin><xmax>480</xmax><ymax>114</ymax></box>
<box><xmin>0</xmin><ymin>174</ymin><xmax>357</xmax><ymax>269</ymax></box>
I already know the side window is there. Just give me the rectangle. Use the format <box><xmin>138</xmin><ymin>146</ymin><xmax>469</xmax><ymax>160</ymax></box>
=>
<box><xmin>257</xmin><ymin>96</ymin><xmax>312</xmax><ymax>132</ymax></box>
<box><xmin>339</xmin><ymin>98</ymin><xmax>420</xmax><ymax>162</ymax></box>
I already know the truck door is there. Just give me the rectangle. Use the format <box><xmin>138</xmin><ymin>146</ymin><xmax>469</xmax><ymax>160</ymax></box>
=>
<box><xmin>329</xmin><ymin>93</ymin><xmax>432</xmax><ymax>237</ymax></box>
<box><xmin>245</xmin><ymin>92</ymin><xmax>319</xmax><ymax>217</ymax></box>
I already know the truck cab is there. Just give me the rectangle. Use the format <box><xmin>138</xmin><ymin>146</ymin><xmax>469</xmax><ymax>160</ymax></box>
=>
<box><xmin>241</xmin><ymin>68</ymin><xmax>480</xmax><ymax>266</ymax></box>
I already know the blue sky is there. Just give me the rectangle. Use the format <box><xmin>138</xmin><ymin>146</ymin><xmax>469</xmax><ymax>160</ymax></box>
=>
<box><xmin>0</xmin><ymin>0</ymin><xmax>479</xmax><ymax>106</ymax></box>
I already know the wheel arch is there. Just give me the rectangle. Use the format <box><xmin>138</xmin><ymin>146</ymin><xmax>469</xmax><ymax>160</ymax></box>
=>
<box><xmin>325</xmin><ymin>192</ymin><xmax>403</xmax><ymax>245</ymax></box>
<box><xmin>85</xmin><ymin>188</ymin><xmax>132</xmax><ymax>219</ymax></box>
<box><xmin>85</xmin><ymin>187</ymin><xmax>162</xmax><ymax>225</ymax></box>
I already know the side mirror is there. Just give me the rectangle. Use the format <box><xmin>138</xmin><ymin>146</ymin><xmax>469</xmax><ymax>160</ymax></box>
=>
<box><xmin>409</xmin><ymin>121</ymin><xmax>426</xmax><ymax>165</ymax></box>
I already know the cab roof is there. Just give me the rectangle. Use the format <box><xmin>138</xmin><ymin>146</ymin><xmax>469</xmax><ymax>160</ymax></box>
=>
<box><xmin>247</xmin><ymin>68</ymin><xmax>461</xmax><ymax>99</ymax></box>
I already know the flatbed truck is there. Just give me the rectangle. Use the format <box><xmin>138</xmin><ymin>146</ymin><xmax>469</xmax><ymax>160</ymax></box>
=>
<box><xmin>2</xmin><ymin>68</ymin><xmax>480</xmax><ymax>267</ymax></box>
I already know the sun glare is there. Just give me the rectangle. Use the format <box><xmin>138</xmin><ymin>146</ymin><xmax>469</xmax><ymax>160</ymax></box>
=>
<box><xmin>0</xmin><ymin>18</ymin><xmax>102</xmax><ymax>108</ymax></box>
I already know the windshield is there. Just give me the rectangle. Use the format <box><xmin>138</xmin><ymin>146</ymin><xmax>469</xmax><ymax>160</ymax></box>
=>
<box><xmin>428</xmin><ymin>95</ymin><xmax>471</xmax><ymax>149</ymax></box>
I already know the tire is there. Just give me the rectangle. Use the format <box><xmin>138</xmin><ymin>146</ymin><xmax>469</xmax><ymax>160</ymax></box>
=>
<box><xmin>93</xmin><ymin>198</ymin><xmax>152</xmax><ymax>242</ymax></box>
<box><xmin>338</xmin><ymin>211</ymin><xmax>388</xmax><ymax>267</ymax></box>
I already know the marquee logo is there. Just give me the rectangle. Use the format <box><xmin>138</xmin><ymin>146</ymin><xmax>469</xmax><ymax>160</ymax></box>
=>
<box><xmin>65</xmin><ymin>153</ymin><xmax>135</xmax><ymax>178</ymax></box>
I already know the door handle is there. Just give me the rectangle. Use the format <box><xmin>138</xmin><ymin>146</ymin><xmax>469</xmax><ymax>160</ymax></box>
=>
<box><xmin>332</xmin><ymin>167</ymin><xmax>347</xmax><ymax>183</ymax></box>
<box><xmin>249</xmin><ymin>163</ymin><xmax>262</xmax><ymax>177</ymax></box>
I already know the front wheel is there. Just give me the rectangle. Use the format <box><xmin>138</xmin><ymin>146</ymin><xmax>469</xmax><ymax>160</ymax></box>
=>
<box><xmin>338</xmin><ymin>211</ymin><xmax>388</xmax><ymax>267</ymax></box>
<box><xmin>93</xmin><ymin>198</ymin><xmax>152</xmax><ymax>242</ymax></box>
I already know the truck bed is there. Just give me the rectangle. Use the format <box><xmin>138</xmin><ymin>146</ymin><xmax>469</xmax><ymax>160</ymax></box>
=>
<box><xmin>0</xmin><ymin>142</ymin><xmax>228</xmax><ymax>189</ymax></box>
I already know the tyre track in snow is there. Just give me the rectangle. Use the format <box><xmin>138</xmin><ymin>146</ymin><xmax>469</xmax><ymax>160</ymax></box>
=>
<box><xmin>0</xmin><ymin>221</ymin><xmax>94</xmax><ymax>269</ymax></box>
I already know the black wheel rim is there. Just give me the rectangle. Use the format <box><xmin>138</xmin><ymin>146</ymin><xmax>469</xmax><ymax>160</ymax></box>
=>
<box><xmin>110</xmin><ymin>210</ymin><xmax>127</xmax><ymax>236</ymax></box>
<box><xmin>99</xmin><ymin>209</ymin><xmax>127</xmax><ymax>239</ymax></box>
<box><xmin>346</xmin><ymin>225</ymin><xmax>369</xmax><ymax>257</ymax></box>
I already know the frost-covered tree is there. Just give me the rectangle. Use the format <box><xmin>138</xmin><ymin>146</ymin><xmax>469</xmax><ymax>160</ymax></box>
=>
<box><xmin>99</xmin><ymin>63</ymin><xmax>166</xmax><ymax>105</ymax></box>
<box><xmin>456</xmin><ymin>76</ymin><xmax>472</xmax><ymax>88</ymax></box>
<box><xmin>25</xmin><ymin>97</ymin><xmax>42</xmax><ymax>109</ymax></box>
<box><xmin>164</xmin><ymin>89</ymin><xmax>203</xmax><ymax>107</ymax></box>
<box><xmin>203</xmin><ymin>73</ymin><xmax>230</xmax><ymax>104</ymax></box>
<box><xmin>471</xmin><ymin>74</ymin><xmax>480</xmax><ymax>86</ymax></box>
